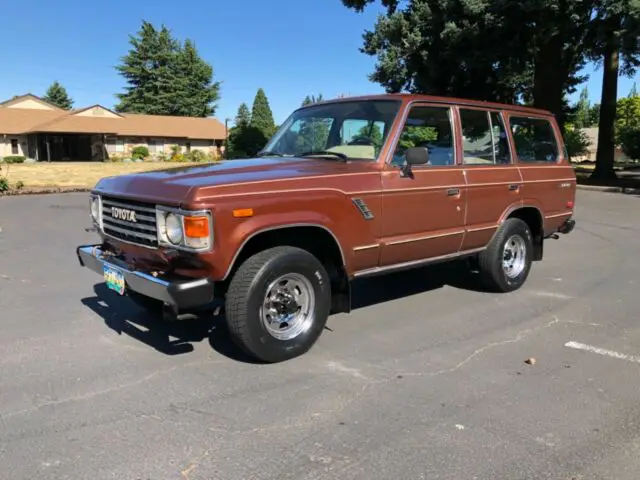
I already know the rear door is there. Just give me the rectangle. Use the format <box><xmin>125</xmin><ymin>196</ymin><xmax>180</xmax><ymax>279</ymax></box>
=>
<box><xmin>506</xmin><ymin>114</ymin><xmax>576</xmax><ymax>233</ymax></box>
<box><xmin>456</xmin><ymin>107</ymin><xmax>523</xmax><ymax>251</ymax></box>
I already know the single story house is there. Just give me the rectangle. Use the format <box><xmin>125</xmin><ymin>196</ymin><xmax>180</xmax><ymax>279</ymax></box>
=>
<box><xmin>0</xmin><ymin>94</ymin><xmax>227</xmax><ymax>161</ymax></box>
<box><xmin>571</xmin><ymin>126</ymin><xmax>630</xmax><ymax>163</ymax></box>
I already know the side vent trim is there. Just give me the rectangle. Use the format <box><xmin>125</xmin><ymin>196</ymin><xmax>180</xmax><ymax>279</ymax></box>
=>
<box><xmin>352</xmin><ymin>198</ymin><xmax>374</xmax><ymax>220</ymax></box>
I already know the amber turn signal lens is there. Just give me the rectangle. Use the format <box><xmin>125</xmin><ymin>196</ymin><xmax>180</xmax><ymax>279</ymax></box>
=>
<box><xmin>233</xmin><ymin>208</ymin><xmax>254</xmax><ymax>218</ymax></box>
<box><xmin>184</xmin><ymin>216</ymin><xmax>209</xmax><ymax>238</ymax></box>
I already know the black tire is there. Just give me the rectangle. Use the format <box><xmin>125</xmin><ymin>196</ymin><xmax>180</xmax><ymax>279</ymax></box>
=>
<box><xmin>225</xmin><ymin>246</ymin><xmax>332</xmax><ymax>363</ymax></box>
<box><xmin>477</xmin><ymin>217</ymin><xmax>533</xmax><ymax>293</ymax></box>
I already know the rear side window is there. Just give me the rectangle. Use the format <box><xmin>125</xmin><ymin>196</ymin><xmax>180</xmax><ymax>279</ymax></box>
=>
<box><xmin>459</xmin><ymin>109</ymin><xmax>512</xmax><ymax>165</ymax></box>
<box><xmin>509</xmin><ymin>116</ymin><xmax>560</xmax><ymax>163</ymax></box>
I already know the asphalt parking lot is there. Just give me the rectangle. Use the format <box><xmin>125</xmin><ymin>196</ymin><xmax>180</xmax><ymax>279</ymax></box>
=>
<box><xmin>1</xmin><ymin>189</ymin><xmax>639</xmax><ymax>480</ymax></box>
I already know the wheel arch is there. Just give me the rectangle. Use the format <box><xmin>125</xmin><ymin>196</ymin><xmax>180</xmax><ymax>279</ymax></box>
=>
<box><xmin>503</xmin><ymin>205</ymin><xmax>544</xmax><ymax>261</ymax></box>
<box><xmin>221</xmin><ymin>223</ymin><xmax>351</xmax><ymax>314</ymax></box>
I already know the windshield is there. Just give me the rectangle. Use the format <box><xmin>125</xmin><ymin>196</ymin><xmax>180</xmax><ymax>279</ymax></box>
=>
<box><xmin>261</xmin><ymin>99</ymin><xmax>402</xmax><ymax>161</ymax></box>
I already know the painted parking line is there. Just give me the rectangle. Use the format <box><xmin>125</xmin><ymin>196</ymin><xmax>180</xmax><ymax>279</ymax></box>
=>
<box><xmin>565</xmin><ymin>341</ymin><xmax>640</xmax><ymax>364</ymax></box>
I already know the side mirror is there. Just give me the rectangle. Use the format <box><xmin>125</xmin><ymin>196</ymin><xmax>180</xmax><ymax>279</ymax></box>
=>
<box><xmin>405</xmin><ymin>147</ymin><xmax>429</xmax><ymax>165</ymax></box>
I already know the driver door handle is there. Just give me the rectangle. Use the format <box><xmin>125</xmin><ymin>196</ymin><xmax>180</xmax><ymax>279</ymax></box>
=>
<box><xmin>508</xmin><ymin>184</ymin><xmax>520</xmax><ymax>191</ymax></box>
<box><xmin>446</xmin><ymin>188</ymin><xmax>460</xmax><ymax>196</ymax></box>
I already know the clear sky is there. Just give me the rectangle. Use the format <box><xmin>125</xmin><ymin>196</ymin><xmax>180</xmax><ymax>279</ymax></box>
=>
<box><xmin>0</xmin><ymin>0</ymin><xmax>636</xmax><ymax>125</ymax></box>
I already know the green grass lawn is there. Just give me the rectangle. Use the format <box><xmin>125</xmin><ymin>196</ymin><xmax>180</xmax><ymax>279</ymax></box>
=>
<box><xmin>1</xmin><ymin>161</ymin><xmax>210</xmax><ymax>189</ymax></box>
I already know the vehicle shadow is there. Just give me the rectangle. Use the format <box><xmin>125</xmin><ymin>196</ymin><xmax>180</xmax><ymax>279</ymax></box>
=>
<box><xmin>82</xmin><ymin>260</ymin><xmax>486</xmax><ymax>362</ymax></box>
<box><xmin>350</xmin><ymin>259</ymin><xmax>488</xmax><ymax>310</ymax></box>
<box><xmin>81</xmin><ymin>284</ymin><xmax>259</xmax><ymax>363</ymax></box>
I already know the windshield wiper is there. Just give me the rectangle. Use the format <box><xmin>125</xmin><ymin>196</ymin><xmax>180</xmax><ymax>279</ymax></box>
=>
<box><xmin>256</xmin><ymin>150</ymin><xmax>285</xmax><ymax>157</ymax></box>
<box><xmin>298</xmin><ymin>150</ymin><xmax>348</xmax><ymax>162</ymax></box>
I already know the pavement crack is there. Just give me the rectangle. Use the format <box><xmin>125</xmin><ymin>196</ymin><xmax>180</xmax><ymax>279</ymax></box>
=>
<box><xmin>0</xmin><ymin>359</ymin><xmax>217</xmax><ymax>420</ymax></box>
<box><xmin>400</xmin><ymin>317</ymin><xmax>560</xmax><ymax>378</ymax></box>
<box><xmin>180</xmin><ymin>449</ymin><xmax>211</xmax><ymax>480</ymax></box>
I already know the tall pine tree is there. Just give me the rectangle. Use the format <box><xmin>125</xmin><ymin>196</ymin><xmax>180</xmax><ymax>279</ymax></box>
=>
<box><xmin>572</xmin><ymin>87</ymin><xmax>592</xmax><ymax>128</ymax></box>
<box><xmin>227</xmin><ymin>102</ymin><xmax>266</xmax><ymax>158</ymax></box>
<box><xmin>175</xmin><ymin>40</ymin><xmax>221</xmax><ymax>117</ymax></box>
<box><xmin>235</xmin><ymin>102</ymin><xmax>251</xmax><ymax>127</ymax></box>
<box><xmin>302</xmin><ymin>94</ymin><xmax>324</xmax><ymax>106</ymax></box>
<box><xmin>43</xmin><ymin>81</ymin><xmax>73</xmax><ymax>110</ymax></box>
<box><xmin>115</xmin><ymin>20</ymin><xmax>220</xmax><ymax>117</ymax></box>
<box><xmin>250</xmin><ymin>88</ymin><xmax>276</xmax><ymax>139</ymax></box>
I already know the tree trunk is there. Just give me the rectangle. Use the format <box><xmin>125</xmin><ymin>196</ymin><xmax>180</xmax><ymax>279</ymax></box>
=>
<box><xmin>591</xmin><ymin>15</ymin><xmax>621</xmax><ymax>181</ymax></box>
<box><xmin>532</xmin><ymin>34</ymin><xmax>568</xmax><ymax>129</ymax></box>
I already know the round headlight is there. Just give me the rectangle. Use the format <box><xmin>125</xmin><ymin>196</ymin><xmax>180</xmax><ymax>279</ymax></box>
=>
<box><xmin>90</xmin><ymin>197</ymin><xmax>100</xmax><ymax>221</ymax></box>
<box><xmin>165</xmin><ymin>213</ymin><xmax>183</xmax><ymax>244</ymax></box>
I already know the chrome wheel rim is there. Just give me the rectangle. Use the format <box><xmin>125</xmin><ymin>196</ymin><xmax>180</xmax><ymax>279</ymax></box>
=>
<box><xmin>260</xmin><ymin>273</ymin><xmax>315</xmax><ymax>341</ymax></box>
<box><xmin>502</xmin><ymin>234</ymin><xmax>527</xmax><ymax>278</ymax></box>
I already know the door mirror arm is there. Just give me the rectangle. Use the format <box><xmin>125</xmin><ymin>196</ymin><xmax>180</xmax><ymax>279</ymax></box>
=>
<box><xmin>400</xmin><ymin>163</ymin><xmax>414</xmax><ymax>179</ymax></box>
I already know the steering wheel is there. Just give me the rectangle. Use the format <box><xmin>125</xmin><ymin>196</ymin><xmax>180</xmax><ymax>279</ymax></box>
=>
<box><xmin>349</xmin><ymin>137</ymin><xmax>374</xmax><ymax>146</ymax></box>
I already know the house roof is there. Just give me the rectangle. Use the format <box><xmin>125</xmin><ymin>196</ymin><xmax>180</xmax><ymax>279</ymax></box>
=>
<box><xmin>0</xmin><ymin>93</ymin><xmax>65</xmax><ymax>111</ymax></box>
<box><xmin>0</xmin><ymin>94</ymin><xmax>227</xmax><ymax>140</ymax></box>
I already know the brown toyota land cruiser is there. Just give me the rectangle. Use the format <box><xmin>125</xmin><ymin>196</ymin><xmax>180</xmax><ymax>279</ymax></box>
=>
<box><xmin>77</xmin><ymin>94</ymin><xmax>576</xmax><ymax>363</ymax></box>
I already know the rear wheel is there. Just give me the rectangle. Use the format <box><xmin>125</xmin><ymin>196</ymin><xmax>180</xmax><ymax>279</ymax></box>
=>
<box><xmin>477</xmin><ymin>217</ymin><xmax>533</xmax><ymax>292</ymax></box>
<box><xmin>225</xmin><ymin>246</ymin><xmax>331</xmax><ymax>363</ymax></box>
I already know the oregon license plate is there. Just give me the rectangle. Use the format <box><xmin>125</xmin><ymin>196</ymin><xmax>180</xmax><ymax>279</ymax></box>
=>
<box><xmin>104</xmin><ymin>264</ymin><xmax>126</xmax><ymax>295</ymax></box>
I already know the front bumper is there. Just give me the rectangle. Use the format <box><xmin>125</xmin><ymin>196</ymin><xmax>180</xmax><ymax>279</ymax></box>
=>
<box><xmin>76</xmin><ymin>244</ymin><xmax>215</xmax><ymax>310</ymax></box>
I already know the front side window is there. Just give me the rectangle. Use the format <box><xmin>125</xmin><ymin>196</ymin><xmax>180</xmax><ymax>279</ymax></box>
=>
<box><xmin>392</xmin><ymin>105</ymin><xmax>455</xmax><ymax>166</ymax></box>
<box><xmin>261</xmin><ymin>100</ymin><xmax>401</xmax><ymax>161</ymax></box>
<box><xmin>459</xmin><ymin>109</ymin><xmax>512</xmax><ymax>165</ymax></box>
<box><xmin>509</xmin><ymin>116</ymin><xmax>560</xmax><ymax>163</ymax></box>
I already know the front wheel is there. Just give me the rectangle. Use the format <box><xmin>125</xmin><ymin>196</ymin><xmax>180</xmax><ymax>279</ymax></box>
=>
<box><xmin>225</xmin><ymin>246</ymin><xmax>332</xmax><ymax>363</ymax></box>
<box><xmin>477</xmin><ymin>217</ymin><xmax>533</xmax><ymax>292</ymax></box>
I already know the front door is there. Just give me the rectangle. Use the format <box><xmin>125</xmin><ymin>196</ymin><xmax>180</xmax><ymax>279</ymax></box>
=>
<box><xmin>379</xmin><ymin>103</ymin><xmax>466</xmax><ymax>267</ymax></box>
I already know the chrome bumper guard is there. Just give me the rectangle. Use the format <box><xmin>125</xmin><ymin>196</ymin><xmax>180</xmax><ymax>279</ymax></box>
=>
<box><xmin>76</xmin><ymin>244</ymin><xmax>215</xmax><ymax>310</ymax></box>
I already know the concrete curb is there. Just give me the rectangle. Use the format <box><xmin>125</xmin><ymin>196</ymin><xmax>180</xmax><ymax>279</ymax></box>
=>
<box><xmin>577</xmin><ymin>184</ymin><xmax>640</xmax><ymax>194</ymax></box>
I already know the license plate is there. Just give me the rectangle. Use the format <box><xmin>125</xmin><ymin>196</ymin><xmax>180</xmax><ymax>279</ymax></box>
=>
<box><xmin>104</xmin><ymin>264</ymin><xmax>126</xmax><ymax>295</ymax></box>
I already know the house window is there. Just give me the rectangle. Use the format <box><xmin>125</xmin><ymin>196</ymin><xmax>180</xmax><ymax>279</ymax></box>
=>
<box><xmin>147</xmin><ymin>140</ymin><xmax>165</xmax><ymax>154</ymax></box>
<box><xmin>11</xmin><ymin>139</ymin><xmax>19</xmax><ymax>155</ymax></box>
<box><xmin>185</xmin><ymin>141</ymin><xmax>191</xmax><ymax>152</ymax></box>
<box><xmin>115</xmin><ymin>139</ymin><xmax>124</xmax><ymax>153</ymax></box>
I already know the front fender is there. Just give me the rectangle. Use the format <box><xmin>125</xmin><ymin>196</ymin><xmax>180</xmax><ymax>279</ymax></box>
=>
<box><xmin>206</xmin><ymin>190</ymin><xmax>381</xmax><ymax>281</ymax></box>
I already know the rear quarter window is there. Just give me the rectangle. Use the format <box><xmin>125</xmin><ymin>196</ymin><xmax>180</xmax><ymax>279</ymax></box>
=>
<box><xmin>508</xmin><ymin>116</ymin><xmax>560</xmax><ymax>163</ymax></box>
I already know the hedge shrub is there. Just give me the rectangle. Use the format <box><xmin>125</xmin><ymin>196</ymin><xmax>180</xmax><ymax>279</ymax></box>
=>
<box><xmin>1</xmin><ymin>156</ymin><xmax>26</xmax><ymax>164</ymax></box>
<box><xmin>131</xmin><ymin>146</ymin><xmax>149</xmax><ymax>160</ymax></box>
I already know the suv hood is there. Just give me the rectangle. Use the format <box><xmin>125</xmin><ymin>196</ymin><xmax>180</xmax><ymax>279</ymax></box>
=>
<box><xmin>93</xmin><ymin>157</ymin><xmax>357</xmax><ymax>206</ymax></box>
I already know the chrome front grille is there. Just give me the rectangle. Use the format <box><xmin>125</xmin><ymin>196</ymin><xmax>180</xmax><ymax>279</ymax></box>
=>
<box><xmin>101</xmin><ymin>196</ymin><xmax>158</xmax><ymax>248</ymax></box>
